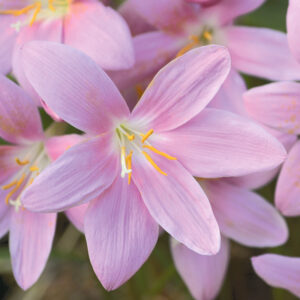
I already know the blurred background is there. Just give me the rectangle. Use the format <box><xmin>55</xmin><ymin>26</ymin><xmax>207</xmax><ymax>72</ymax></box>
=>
<box><xmin>1</xmin><ymin>0</ymin><xmax>300</xmax><ymax>299</ymax></box>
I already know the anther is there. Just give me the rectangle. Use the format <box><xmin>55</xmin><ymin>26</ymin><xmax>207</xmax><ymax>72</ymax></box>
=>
<box><xmin>203</xmin><ymin>31</ymin><xmax>212</xmax><ymax>42</ymax></box>
<box><xmin>141</xmin><ymin>129</ymin><xmax>154</xmax><ymax>143</ymax></box>
<box><xmin>30</xmin><ymin>165</ymin><xmax>39</xmax><ymax>172</ymax></box>
<box><xmin>142</xmin><ymin>145</ymin><xmax>177</xmax><ymax>160</ymax></box>
<box><xmin>126</xmin><ymin>151</ymin><xmax>133</xmax><ymax>185</ymax></box>
<box><xmin>29</xmin><ymin>2</ymin><xmax>41</xmax><ymax>26</ymax></box>
<box><xmin>16</xmin><ymin>158</ymin><xmax>29</xmax><ymax>166</ymax></box>
<box><xmin>142</xmin><ymin>151</ymin><xmax>167</xmax><ymax>176</ymax></box>
<box><xmin>176</xmin><ymin>35</ymin><xmax>200</xmax><ymax>58</ymax></box>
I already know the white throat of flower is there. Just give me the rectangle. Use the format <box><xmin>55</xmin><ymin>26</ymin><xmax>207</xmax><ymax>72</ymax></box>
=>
<box><xmin>0</xmin><ymin>0</ymin><xmax>72</xmax><ymax>32</ymax></box>
<box><xmin>115</xmin><ymin>124</ymin><xmax>177</xmax><ymax>185</ymax></box>
<box><xmin>1</xmin><ymin>142</ymin><xmax>50</xmax><ymax>212</ymax></box>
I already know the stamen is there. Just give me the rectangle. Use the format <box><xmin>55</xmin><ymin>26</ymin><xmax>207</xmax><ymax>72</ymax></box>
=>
<box><xmin>2</xmin><ymin>180</ymin><xmax>17</xmax><ymax>190</ymax></box>
<box><xmin>142</xmin><ymin>151</ymin><xmax>167</xmax><ymax>176</ymax></box>
<box><xmin>141</xmin><ymin>129</ymin><xmax>154</xmax><ymax>143</ymax></box>
<box><xmin>176</xmin><ymin>35</ymin><xmax>200</xmax><ymax>58</ymax></box>
<box><xmin>5</xmin><ymin>173</ymin><xmax>26</xmax><ymax>205</ymax></box>
<box><xmin>203</xmin><ymin>31</ymin><xmax>212</xmax><ymax>42</ymax></box>
<box><xmin>0</xmin><ymin>3</ymin><xmax>37</xmax><ymax>16</ymax></box>
<box><xmin>48</xmin><ymin>0</ymin><xmax>56</xmax><ymax>11</ymax></box>
<box><xmin>126</xmin><ymin>151</ymin><xmax>133</xmax><ymax>185</ymax></box>
<box><xmin>143</xmin><ymin>145</ymin><xmax>177</xmax><ymax>160</ymax></box>
<box><xmin>16</xmin><ymin>158</ymin><xmax>29</xmax><ymax>166</ymax></box>
<box><xmin>29</xmin><ymin>2</ymin><xmax>42</xmax><ymax>26</ymax></box>
<box><xmin>121</xmin><ymin>146</ymin><xmax>132</xmax><ymax>178</ymax></box>
<box><xmin>30</xmin><ymin>165</ymin><xmax>39</xmax><ymax>172</ymax></box>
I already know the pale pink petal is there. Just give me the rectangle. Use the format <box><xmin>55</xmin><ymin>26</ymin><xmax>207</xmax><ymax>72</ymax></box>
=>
<box><xmin>276</xmin><ymin>141</ymin><xmax>300</xmax><ymax>216</ymax></box>
<box><xmin>21</xmin><ymin>134</ymin><xmax>119</xmax><ymax>212</ymax></box>
<box><xmin>0</xmin><ymin>75</ymin><xmax>43</xmax><ymax>144</ymax></box>
<box><xmin>154</xmin><ymin>109</ymin><xmax>286</xmax><ymax>178</ymax></box>
<box><xmin>225</xmin><ymin>26</ymin><xmax>300</xmax><ymax>80</ymax></box>
<box><xmin>244</xmin><ymin>81</ymin><xmax>300</xmax><ymax>135</ymax></box>
<box><xmin>0</xmin><ymin>200</ymin><xmax>11</xmax><ymax>239</ymax></box>
<box><xmin>131</xmin><ymin>46</ymin><xmax>231</xmax><ymax>132</ymax></box>
<box><xmin>208</xmin><ymin>69</ymin><xmax>247</xmax><ymax>116</ymax></box>
<box><xmin>10</xmin><ymin>210</ymin><xmax>56</xmax><ymax>290</ymax></box>
<box><xmin>128</xmin><ymin>0</ymin><xmax>199</xmax><ymax>32</ymax></box>
<box><xmin>226</xmin><ymin>128</ymin><xmax>297</xmax><ymax>189</ymax></box>
<box><xmin>0</xmin><ymin>16</ymin><xmax>18</xmax><ymax>74</ymax></box>
<box><xmin>21</xmin><ymin>41</ymin><xmax>130</xmax><ymax>134</ymax></box>
<box><xmin>203</xmin><ymin>180</ymin><xmax>288</xmax><ymax>247</ymax></box>
<box><xmin>119</xmin><ymin>0</ymin><xmax>155</xmax><ymax>35</ymax></box>
<box><xmin>171</xmin><ymin>236</ymin><xmax>229</xmax><ymax>300</ymax></box>
<box><xmin>85</xmin><ymin>176</ymin><xmax>158</xmax><ymax>290</ymax></box>
<box><xmin>64</xmin><ymin>2</ymin><xmax>134</xmax><ymax>70</ymax></box>
<box><xmin>12</xmin><ymin>19</ymin><xmax>63</xmax><ymax>105</ymax></box>
<box><xmin>252</xmin><ymin>254</ymin><xmax>300</xmax><ymax>298</ymax></box>
<box><xmin>132</xmin><ymin>153</ymin><xmax>220</xmax><ymax>255</ymax></box>
<box><xmin>45</xmin><ymin>134</ymin><xmax>85</xmax><ymax>161</ymax></box>
<box><xmin>109</xmin><ymin>31</ymin><xmax>180</xmax><ymax>91</ymax></box>
<box><xmin>202</xmin><ymin>0</ymin><xmax>265</xmax><ymax>25</ymax></box>
<box><xmin>66</xmin><ymin>203</ymin><xmax>89</xmax><ymax>232</ymax></box>
<box><xmin>287</xmin><ymin>0</ymin><xmax>300</xmax><ymax>63</ymax></box>
<box><xmin>0</xmin><ymin>1</ymin><xmax>31</xmax><ymax>9</ymax></box>
<box><xmin>0</xmin><ymin>145</ymin><xmax>24</xmax><ymax>183</ymax></box>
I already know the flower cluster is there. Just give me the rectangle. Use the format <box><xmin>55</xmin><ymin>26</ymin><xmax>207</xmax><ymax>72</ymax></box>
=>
<box><xmin>0</xmin><ymin>0</ymin><xmax>299</xmax><ymax>298</ymax></box>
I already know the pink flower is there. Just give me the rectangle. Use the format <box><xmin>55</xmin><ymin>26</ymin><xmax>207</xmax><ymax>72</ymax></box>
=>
<box><xmin>171</xmin><ymin>179</ymin><xmax>288</xmax><ymax>299</ymax></box>
<box><xmin>19</xmin><ymin>41</ymin><xmax>286</xmax><ymax>290</ymax></box>
<box><xmin>0</xmin><ymin>0</ymin><xmax>134</xmax><ymax>76</ymax></box>
<box><xmin>252</xmin><ymin>254</ymin><xmax>300</xmax><ymax>298</ymax></box>
<box><xmin>112</xmin><ymin>0</ymin><xmax>300</xmax><ymax>94</ymax></box>
<box><xmin>0</xmin><ymin>74</ymin><xmax>56</xmax><ymax>290</ymax></box>
<box><xmin>244</xmin><ymin>81</ymin><xmax>300</xmax><ymax>215</ymax></box>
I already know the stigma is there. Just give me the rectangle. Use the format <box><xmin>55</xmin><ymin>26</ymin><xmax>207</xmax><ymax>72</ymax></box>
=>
<box><xmin>0</xmin><ymin>0</ymin><xmax>72</xmax><ymax>30</ymax></box>
<box><xmin>116</xmin><ymin>125</ymin><xmax>177</xmax><ymax>185</ymax></box>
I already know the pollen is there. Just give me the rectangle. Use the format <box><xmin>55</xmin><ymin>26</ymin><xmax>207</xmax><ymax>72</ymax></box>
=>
<box><xmin>126</xmin><ymin>151</ymin><xmax>133</xmax><ymax>185</ymax></box>
<box><xmin>16</xmin><ymin>158</ymin><xmax>29</xmax><ymax>166</ymax></box>
<box><xmin>142</xmin><ymin>151</ymin><xmax>167</xmax><ymax>176</ymax></box>
<box><xmin>141</xmin><ymin>129</ymin><xmax>154</xmax><ymax>143</ymax></box>
<box><xmin>143</xmin><ymin>145</ymin><xmax>177</xmax><ymax>160</ymax></box>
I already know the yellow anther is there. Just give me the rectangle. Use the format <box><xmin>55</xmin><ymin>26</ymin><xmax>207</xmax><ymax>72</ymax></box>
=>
<box><xmin>16</xmin><ymin>158</ymin><xmax>29</xmax><ymax>166</ymax></box>
<box><xmin>203</xmin><ymin>31</ymin><xmax>212</xmax><ymax>42</ymax></box>
<box><xmin>141</xmin><ymin>129</ymin><xmax>154</xmax><ymax>143</ymax></box>
<box><xmin>2</xmin><ymin>180</ymin><xmax>17</xmax><ymax>190</ymax></box>
<box><xmin>142</xmin><ymin>145</ymin><xmax>177</xmax><ymax>160</ymax></box>
<box><xmin>142</xmin><ymin>151</ymin><xmax>167</xmax><ymax>176</ymax></box>
<box><xmin>48</xmin><ymin>0</ymin><xmax>56</xmax><ymax>11</ymax></box>
<box><xmin>30</xmin><ymin>165</ymin><xmax>39</xmax><ymax>172</ymax></box>
<box><xmin>126</xmin><ymin>151</ymin><xmax>133</xmax><ymax>185</ymax></box>
<box><xmin>29</xmin><ymin>2</ymin><xmax>41</xmax><ymax>26</ymax></box>
<box><xmin>176</xmin><ymin>35</ymin><xmax>200</xmax><ymax>58</ymax></box>
<box><xmin>135</xmin><ymin>84</ymin><xmax>144</xmax><ymax>99</ymax></box>
<box><xmin>5</xmin><ymin>173</ymin><xmax>26</xmax><ymax>205</ymax></box>
<box><xmin>126</xmin><ymin>134</ymin><xmax>135</xmax><ymax>141</ymax></box>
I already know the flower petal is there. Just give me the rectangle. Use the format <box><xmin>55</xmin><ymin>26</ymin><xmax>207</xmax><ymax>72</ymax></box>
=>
<box><xmin>287</xmin><ymin>0</ymin><xmax>300</xmax><ymax>63</ymax></box>
<box><xmin>85</xmin><ymin>176</ymin><xmax>158</xmax><ymax>290</ymax></box>
<box><xmin>0</xmin><ymin>75</ymin><xmax>43</xmax><ymax>144</ymax></box>
<box><xmin>64</xmin><ymin>2</ymin><xmax>134</xmax><ymax>70</ymax></box>
<box><xmin>171</xmin><ymin>236</ymin><xmax>229</xmax><ymax>300</ymax></box>
<box><xmin>109</xmin><ymin>31</ymin><xmax>180</xmax><ymax>91</ymax></box>
<box><xmin>225</xmin><ymin>26</ymin><xmax>300</xmax><ymax>80</ymax></box>
<box><xmin>0</xmin><ymin>16</ymin><xmax>17</xmax><ymax>74</ymax></box>
<box><xmin>202</xmin><ymin>180</ymin><xmax>288</xmax><ymax>247</ymax></box>
<box><xmin>154</xmin><ymin>108</ymin><xmax>286</xmax><ymax>178</ymax></box>
<box><xmin>276</xmin><ymin>141</ymin><xmax>300</xmax><ymax>216</ymax></box>
<box><xmin>45</xmin><ymin>134</ymin><xmax>85</xmax><ymax>161</ymax></box>
<box><xmin>252</xmin><ymin>254</ymin><xmax>300</xmax><ymax>298</ymax></box>
<box><xmin>0</xmin><ymin>200</ymin><xmax>11</xmax><ymax>239</ymax></box>
<box><xmin>244</xmin><ymin>81</ymin><xmax>300</xmax><ymax>135</ymax></box>
<box><xmin>10</xmin><ymin>210</ymin><xmax>56</xmax><ymax>290</ymax></box>
<box><xmin>21</xmin><ymin>134</ymin><xmax>119</xmax><ymax>212</ymax></box>
<box><xmin>131</xmin><ymin>46</ymin><xmax>231</xmax><ymax>132</ymax></box>
<box><xmin>21</xmin><ymin>41</ymin><xmax>130</xmax><ymax>134</ymax></box>
<box><xmin>66</xmin><ymin>203</ymin><xmax>88</xmax><ymax>233</ymax></box>
<box><xmin>132</xmin><ymin>153</ymin><xmax>220</xmax><ymax>255</ymax></box>
<box><xmin>128</xmin><ymin>0</ymin><xmax>199</xmax><ymax>31</ymax></box>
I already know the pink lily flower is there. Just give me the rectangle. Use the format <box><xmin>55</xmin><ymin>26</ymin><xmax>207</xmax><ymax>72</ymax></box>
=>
<box><xmin>111</xmin><ymin>0</ymin><xmax>300</xmax><ymax>95</ymax></box>
<box><xmin>0</xmin><ymin>74</ymin><xmax>57</xmax><ymax>290</ymax></box>
<box><xmin>252</xmin><ymin>254</ymin><xmax>300</xmax><ymax>298</ymax></box>
<box><xmin>0</xmin><ymin>0</ymin><xmax>134</xmax><ymax>76</ymax></box>
<box><xmin>171</xmin><ymin>179</ymin><xmax>288</xmax><ymax>300</ymax></box>
<box><xmin>19</xmin><ymin>41</ymin><xmax>286</xmax><ymax>290</ymax></box>
<box><xmin>244</xmin><ymin>81</ymin><xmax>300</xmax><ymax>215</ymax></box>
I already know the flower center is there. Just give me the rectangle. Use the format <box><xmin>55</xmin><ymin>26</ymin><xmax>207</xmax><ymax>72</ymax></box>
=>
<box><xmin>1</xmin><ymin>142</ymin><xmax>49</xmax><ymax>212</ymax></box>
<box><xmin>115</xmin><ymin>125</ymin><xmax>177</xmax><ymax>184</ymax></box>
<box><xmin>0</xmin><ymin>0</ymin><xmax>72</xmax><ymax>31</ymax></box>
<box><xmin>176</xmin><ymin>27</ymin><xmax>214</xmax><ymax>58</ymax></box>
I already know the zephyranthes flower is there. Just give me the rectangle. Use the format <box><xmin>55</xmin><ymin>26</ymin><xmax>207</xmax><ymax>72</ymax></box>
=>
<box><xmin>19</xmin><ymin>41</ymin><xmax>286</xmax><ymax>290</ymax></box>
